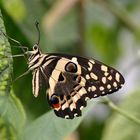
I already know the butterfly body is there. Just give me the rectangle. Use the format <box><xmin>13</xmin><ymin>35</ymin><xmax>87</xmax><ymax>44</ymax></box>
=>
<box><xmin>27</xmin><ymin>44</ymin><xmax>125</xmax><ymax>119</ymax></box>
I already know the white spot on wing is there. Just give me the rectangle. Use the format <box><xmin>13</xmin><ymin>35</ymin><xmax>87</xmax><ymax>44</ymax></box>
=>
<box><xmin>86</xmin><ymin>74</ymin><xmax>90</xmax><ymax>80</ymax></box>
<box><xmin>92</xmin><ymin>86</ymin><xmax>96</xmax><ymax>91</ymax></box>
<box><xmin>80</xmin><ymin>106</ymin><xmax>84</xmax><ymax>110</ymax></box>
<box><xmin>71</xmin><ymin>57</ymin><xmax>78</xmax><ymax>64</ymax></box>
<box><xmin>65</xmin><ymin>115</ymin><xmax>69</xmax><ymax>119</ymax></box>
<box><xmin>108</xmin><ymin>75</ymin><xmax>112</xmax><ymax>80</ymax></box>
<box><xmin>104</xmin><ymin>72</ymin><xmax>109</xmax><ymax>76</ymax></box>
<box><xmin>93</xmin><ymin>94</ymin><xmax>98</xmax><ymax>97</ymax></box>
<box><xmin>107</xmin><ymin>84</ymin><xmax>111</xmax><ymax>89</ymax></box>
<box><xmin>102</xmin><ymin>91</ymin><xmax>105</xmax><ymax>95</ymax></box>
<box><xmin>101</xmin><ymin>65</ymin><xmax>108</xmax><ymax>72</ymax></box>
<box><xmin>116</xmin><ymin>73</ymin><xmax>120</xmax><ymax>82</ymax></box>
<box><xmin>88</xmin><ymin>86</ymin><xmax>96</xmax><ymax>92</ymax></box>
<box><xmin>99</xmin><ymin>86</ymin><xmax>104</xmax><ymax>91</ymax></box>
<box><xmin>88</xmin><ymin>87</ymin><xmax>91</xmax><ymax>92</ymax></box>
<box><xmin>90</xmin><ymin>72</ymin><xmax>98</xmax><ymax>80</ymax></box>
<box><xmin>113</xmin><ymin>82</ymin><xmax>117</xmax><ymax>87</ymax></box>
<box><xmin>102</xmin><ymin>77</ymin><xmax>106</xmax><ymax>84</ymax></box>
<box><xmin>88</xmin><ymin>62</ymin><xmax>92</xmax><ymax>71</ymax></box>
<box><xmin>89</xmin><ymin>60</ymin><xmax>95</xmax><ymax>64</ymax></box>
<box><xmin>74</xmin><ymin>113</ymin><xmax>78</xmax><ymax>117</ymax></box>
<box><xmin>85</xmin><ymin>97</ymin><xmax>89</xmax><ymax>101</ymax></box>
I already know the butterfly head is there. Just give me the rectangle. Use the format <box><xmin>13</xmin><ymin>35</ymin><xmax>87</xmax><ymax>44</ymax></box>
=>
<box><xmin>27</xmin><ymin>44</ymin><xmax>42</xmax><ymax>70</ymax></box>
<box><xmin>27</xmin><ymin>44</ymin><xmax>41</xmax><ymax>58</ymax></box>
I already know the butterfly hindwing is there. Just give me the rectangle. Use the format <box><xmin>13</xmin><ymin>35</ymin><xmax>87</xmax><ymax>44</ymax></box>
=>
<box><xmin>45</xmin><ymin>56</ymin><xmax>84</xmax><ymax>119</ymax></box>
<box><xmin>42</xmin><ymin>54</ymin><xmax>124</xmax><ymax>119</ymax></box>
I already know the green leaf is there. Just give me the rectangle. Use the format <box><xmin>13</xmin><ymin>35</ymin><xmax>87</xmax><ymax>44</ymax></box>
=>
<box><xmin>21</xmin><ymin>101</ymin><xmax>95</xmax><ymax>140</ymax></box>
<box><xmin>0</xmin><ymin>92</ymin><xmax>26</xmax><ymax>131</ymax></box>
<box><xmin>1</xmin><ymin>0</ymin><xmax>26</xmax><ymax>22</ymax></box>
<box><xmin>87</xmin><ymin>24</ymin><xmax>120</xmax><ymax>64</ymax></box>
<box><xmin>0</xmin><ymin>12</ymin><xmax>13</xmax><ymax>96</ymax></box>
<box><xmin>102</xmin><ymin>89</ymin><xmax>140</xmax><ymax>140</ymax></box>
<box><xmin>0</xmin><ymin>117</ymin><xmax>16</xmax><ymax>140</ymax></box>
<box><xmin>0</xmin><ymin>10</ymin><xmax>26</xmax><ymax>138</ymax></box>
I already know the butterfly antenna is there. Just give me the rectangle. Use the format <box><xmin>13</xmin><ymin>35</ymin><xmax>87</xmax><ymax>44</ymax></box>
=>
<box><xmin>35</xmin><ymin>21</ymin><xmax>40</xmax><ymax>45</ymax></box>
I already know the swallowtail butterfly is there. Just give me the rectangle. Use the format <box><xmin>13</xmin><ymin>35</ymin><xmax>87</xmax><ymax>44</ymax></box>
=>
<box><xmin>2</xmin><ymin>22</ymin><xmax>124</xmax><ymax>119</ymax></box>
<box><xmin>27</xmin><ymin>44</ymin><xmax>125</xmax><ymax>119</ymax></box>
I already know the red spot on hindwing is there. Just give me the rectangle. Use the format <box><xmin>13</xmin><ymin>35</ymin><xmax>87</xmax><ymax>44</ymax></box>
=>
<box><xmin>53</xmin><ymin>103</ymin><xmax>60</xmax><ymax>108</ymax></box>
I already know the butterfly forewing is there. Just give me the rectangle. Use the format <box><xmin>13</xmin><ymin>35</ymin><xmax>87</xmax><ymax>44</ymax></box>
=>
<box><xmin>78</xmin><ymin>57</ymin><xmax>124</xmax><ymax>98</ymax></box>
<box><xmin>38</xmin><ymin>54</ymin><xmax>124</xmax><ymax>119</ymax></box>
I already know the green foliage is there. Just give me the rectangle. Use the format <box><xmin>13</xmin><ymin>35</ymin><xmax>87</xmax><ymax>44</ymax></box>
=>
<box><xmin>87</xmin><ymin>24</ymin><xmax>120</xmax><ymax>64</ymax></box>
<box><xmin>0</xmin><ymin>0</ymin><xmax>140</xmax><ymax>140</ymax></box>
<box><xmin>1</xmin><ymin>0</ymin><xmax>26</xmax><ymax>22</ymax></box>
<box><xmin>0</xmin><ymin>11</ymin><xmax>26</xmax><ymax>139</ymax></box>
<box><xmin>0</xmin><ymin>13</ymin><xmax>12</xmax><ymax>95</ymax></box>
<box><xmin>0</xmin><ymin>117</ymin><xmax>16</xmax><ymax>140</ymax></box>
<box><xmin>21</xmin><ymin>102</ymin><xmax>94</xmax><ymax>140</ymax></box>
<box><xmin>102</xmin><ymin>90</ymin><xmax>140</xmax><ymax>140</ymax></box>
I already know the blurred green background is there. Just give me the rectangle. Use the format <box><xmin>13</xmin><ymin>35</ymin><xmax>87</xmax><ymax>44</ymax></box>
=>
<box><xmin>0</xmin><ymin>0</ymin><xmax>140</xmax><ymax>140</ymax></box>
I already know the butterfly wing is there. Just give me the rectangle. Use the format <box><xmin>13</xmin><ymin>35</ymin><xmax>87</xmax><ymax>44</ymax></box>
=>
<box><xmin>41</xmin><ymin>54</ymin><xmax>125</xmax><ymax>119</ymax></box>
<box><xmin>76</xmin><ymin>56</ymin><xmax>124</xmax><ymax>98</ymax></box>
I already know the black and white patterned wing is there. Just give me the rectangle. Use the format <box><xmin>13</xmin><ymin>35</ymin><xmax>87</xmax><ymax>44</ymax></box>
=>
<box><xmin>76</xmin><ymin>56</ymin><xmax>125</xmax><ymax>98</ymax></box>
<box><xmin>42</xmin><ymin>54</ymin><xmax>125</xmax><ymax>119</ymax></box>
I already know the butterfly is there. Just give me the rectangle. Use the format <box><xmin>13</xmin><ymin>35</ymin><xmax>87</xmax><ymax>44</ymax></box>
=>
<box><xmin>2</xmin><ymin>21</ymin><xmax>124</xmax><ymax>119</ymax></box>
<box><xmin>27</xmin><ymin>44</ymin><xmax>125</xmax><ymax>119</ymax></box>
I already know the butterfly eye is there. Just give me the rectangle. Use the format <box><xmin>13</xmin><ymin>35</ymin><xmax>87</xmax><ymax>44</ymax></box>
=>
<box><xmin>65</xmin><ymin>62</ymin><xmax>77</xmax><ymax>73</ymax></box>
<box><xmin>50</xmin><ymin>95</ymin><xmax>60</xmax><ymax>108</ymax></box>
<box><xmin>33</xmin><ymin>45</ymin><xmax>38</xmax><ymax>50</ymax></box>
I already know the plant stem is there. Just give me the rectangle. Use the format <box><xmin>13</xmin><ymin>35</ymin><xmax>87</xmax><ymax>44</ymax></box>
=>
<box><xmin>102</xmin><ymin>97</ymin><xmax>140</xmax><ymax>126</ymax></box>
